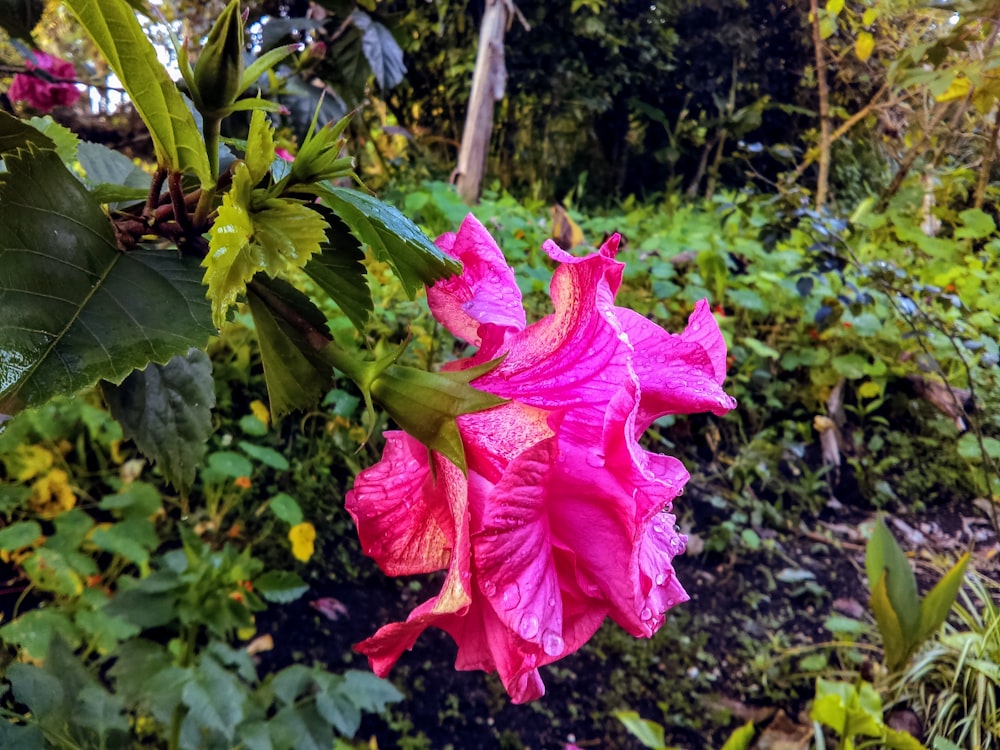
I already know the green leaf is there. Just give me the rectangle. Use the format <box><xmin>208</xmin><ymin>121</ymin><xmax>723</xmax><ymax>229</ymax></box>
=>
<box><xmin>63</xmin><ymin>0</ymin><xmax>211</xmax><ymax>184</ymax></box>
<box><xmin>246</xmin><ymin>277</ymin><xmax>336</xmax><ymax>419</ymax></box>
<box><xmin>207</xmin><ymin>450</ymin><xmax>254</xmax><ymax>478</ymax></box>
<box><xmin>341</xmin><ymin>670</ymin><xmax>402</xmax><ymax>713</ymax></box>
<box><xmin>27</xmin><ymin>116</ymin><xmax>79</xmax><ymax>165</ymax></box>
<box><xmin>917</xmin><ymin>552</ymin><xmax>970</xmax><ymax>644</ymax></box>
<box><xmin>6</xmin><ymin>663</ymin><xmax>65</xmax><ymax>719</ymax></box>
<box><xmin>319</xmin><ymin>186</ymin><xmax>461</xmax><ymax>296</ymax></box>
<box><xmin>957</xmin><ymin>433</ymin><xmax>1000</xmax><ymax>461</ymax></box>
<box><xmin>90</xmin><ymin>518</ymin><xmax>160</xmax><ymax>565</ymax></box>
<box><xmin>866</xmin><ymin>518</ymin><xmax>920</xmax><ymax>643</ymax></box>
<box><xmin>268</xmin><ymin>493</ymin><xmax>303</xmax><ymax>526</ymax></box>
<box><xmin>832</xmin><ymin>353</ymin><xmax>870</xmax><ymax>379</ymax></box>
<box><xmin>870</xmin><ymin>570</ymin><xmax>909</xmax><ymax>672</ymax></box>
<box><xmin>0</xmin><ymin>520</ymin><xmax>42</xmax><ymax>551</ymax></box>
<box><xmin>238</xmin><ymin>440</ymin><xmax>290</xmax><ymax>470</ymax></box>
<box><xmin>98</xmin><ymin>481</ymin><xmax>163</xmax><ymax>520</ymax></box>
<box><xmin>102</xmin><ymin>349</ymin><xmax>216</xmax><ymax>491</ymax></box>
<box><xmin>0</xmin><ymin>147</ymin><xmax>214</xmax><ymax>416</ymax></box>
<box><xmin>74</xmin><ymin>607</ymin><xmax>141</xmax><ymax>655</ymax></box>
<box><xmin>180</xmin><ymin>653</ymin><xmax>246</xmax><ymax>743</ymax></box>
<box><xmin>741</xmin><ymin>337</ymin><xmax>780</xmax><ymax>360</ymax></box>
<box><xmin>23</xmin><ymin>548</ymin><xmax>84</xmax><ymax>597</ymax></box>
<box><xmin>615</xmin><ymin>710</ymin><xmax>667</xmax><ymax>749</ymax></box>
<box><xmin>721</xmin><ymin>720</ymin><xmax>756</xmax><ymax>750</ymax></box>
<box><xmin>255</xmin><ymin>570</ymin><xmax>309</xmax><ymax>603</ymax></box>
<box><xmin>0</xmin><ymin>608</ymin><xmax>80</xmax><ymax>661</ymax></box>
<box><xmin>75</xmin><ymin>683</ymin><xmax>130</xmax><ymax>741</ymax></box>
<box><xmin>303</xmin><ymin>211</ymin><xmax>372</xmax><ymax>331</ymax></box>
<box><xmin>269</xmin><ymin>703</ymin><xmax>335</xmax><ymax>750</ymax></box>
<box><xmin>884</xmin><ymin>726</ymin><xmax>929</xmax><ymax>749</ymax></box>
<box><xmin>955</xmin><ymin>208</ymin><xmax>996</xmax><ymax>240</ymax></box>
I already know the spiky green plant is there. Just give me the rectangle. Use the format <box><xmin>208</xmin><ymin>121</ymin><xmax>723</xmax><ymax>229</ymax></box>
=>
<box><xmin>890</xmin><ymin>569</ymin><xmax>1000</xmax><ymax>749</ymax></box>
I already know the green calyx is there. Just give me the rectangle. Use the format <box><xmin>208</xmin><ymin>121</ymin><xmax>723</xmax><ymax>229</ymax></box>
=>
<box><xmin>192</xmin><ymin>0</ymin><xmax>246</xmax><ymax>118</ymax></box>
<box><xmin>327</xmin><ymin>341</ymin><xmax>506</xmax><ymax>473</ymax></box>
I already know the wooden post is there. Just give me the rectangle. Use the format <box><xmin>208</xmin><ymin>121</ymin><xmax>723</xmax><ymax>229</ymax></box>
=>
<box><xmin>455</xmin><ymin>0</ymin><xmax>510</xmax><ymax>204</ymax></box>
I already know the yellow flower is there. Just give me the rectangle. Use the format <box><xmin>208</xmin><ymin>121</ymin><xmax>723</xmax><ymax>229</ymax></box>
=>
<box><xmin>249</xmin><ymin>399</ymin><xmax>271</xmax><ymax>428</ymax></box>
<box><xmin>288</xmin><ymin>522</ymin><xmax>316</xmax><ymax>562</ymax></box>
<box><xmin>30</xmin><ymin>469</ymin><xmax>76</xmax><ymax>517</ymax></box>
<box><xmin>7</xmin><ymin>444</ymin><xmax>54</xmax><ymax>482</ymax></box>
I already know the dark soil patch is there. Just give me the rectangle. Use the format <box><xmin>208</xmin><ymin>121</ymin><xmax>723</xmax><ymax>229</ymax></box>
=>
<box><xmin>252</xmin><ymin>486</ymin><xmax>999</xmax><ymax>750</ymax></box>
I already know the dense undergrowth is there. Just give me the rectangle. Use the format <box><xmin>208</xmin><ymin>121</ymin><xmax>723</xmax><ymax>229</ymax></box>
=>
<box><xmin>2</xmin><ymin>174</ymin><xmax>997</xmax><ymax>748</ymax></box>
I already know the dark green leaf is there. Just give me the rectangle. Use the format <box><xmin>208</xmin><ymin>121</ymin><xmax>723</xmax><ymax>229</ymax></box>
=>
<box><xmin>350</xmin><ymin>10</ymin><xmax>407</xmax><ymax>90</ymax></box>
<box><xmin>870</xmin><ymin>570</ymin><xmax>909</xmax><ymax>672</ymax></box>
<box><xmin>63</xmin><ymin>0</ymin><xmax>211</xmax><ymax>184</ymax></box>
<box><xmin>303</xmin><ymin>211</ymin><xmax>371</xmax><ymax>331</ymax></box>
<box><xmin>319</xmin><ymin>186</ymin><xmax>460</xmax><ymax>296</ymax></box>
<box><xmin>315</xmin><ymin>684</ymin><xmax>361</xmax><ymax>737</ymax></box>
<box><xmin>255</xmin><ymin>570</ymin><xmax>308</xmax><ymax>604</ymax></box>
<box><xmin>103</xmin><ymin>349</ymin><xmax>215</xmax><ymax>491</ymax></box>
<box><xmin>74</xmin><ymin>607</ymin><xmax>141</xmax><ymax>655</ymax></box>
<box><xmin>0</xmin><ymin>110</ymin><xmax>56</xmax><ymax>157</ymax></box>
<box><xmin>0</xmin><ymin>147</ymin><xmax>214</xmax><ymax>416</ymax></box>
<box><xmin>246</xmin><ymin>277</ymin><xmax>335</xmax><ymax>420</ymax></box>
<box><xmin>107</xmin><ymin>638</ymin><xmax>172</xmax><ymax>701</ymax></box>
<box><xmin>0</xmin><ymin>721</ymin><xmax>45</xmax><ymax>750</ymax></box>
<box><xmin>269</xmin><ymin>703</ymin><xmax>334</xmax><ymax>750</ymax></box>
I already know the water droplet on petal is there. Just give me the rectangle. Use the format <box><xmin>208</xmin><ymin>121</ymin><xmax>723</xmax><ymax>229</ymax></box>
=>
<box><xmin>640</xmin><ymin>607</ymin><xmax>653</xmax><ymax>621</ymax></box>
<box><xmin>652</xmin><ymin>523</ymin><xmax>664</xmax><ymax>534</ymax></box>
<box><xmin>483</xmin><ymin>580</ymin><xmax>497</xmax><ymax>597</ymax></box>
<box><xmin>542</xmin><ymin>630</ymin><xmax>564</xmax><ymax>656</ymax></box>
<box><xmin>501</xmin><ymin>583</ymin><xmax>521</xmax><ymax>610</ymax></box>
<box><xmin>655</xmin><ymin>573</ymin><xmax>667</xmax><ymax>586</ymax></box>
<box><xmin>547</xmin><ymin>597</ymin><xmax>556</xmax><ymax>608</ymax></box>
<box><xmin>586</xmin><ymin>451</ymin><xmax>604</xmax><ymax>468</ymax></box>
<box><xmin>519</xmin><ymin>613</ymin><xmax>540</xmax><ymax>639</ymax></box>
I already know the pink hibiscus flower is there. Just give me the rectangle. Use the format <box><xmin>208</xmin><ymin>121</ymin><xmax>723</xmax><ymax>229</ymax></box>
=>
<box><xmin>8</xmin><ymin>51</ymin><xmax>80</xmax><ymax>113</ymax></box>
<box><xmin>346</xmin><ymin>215</ymin><xmax>736</xmax><ymax>702</ymax></box>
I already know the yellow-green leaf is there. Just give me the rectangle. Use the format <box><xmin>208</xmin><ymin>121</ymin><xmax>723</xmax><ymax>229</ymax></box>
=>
<box><xmin>252</xmin><ymin>200</ymin><xmax>328</xmax><ymax>271</ymax></box>
<box><xmin>856</xmin><ymin>31</ymin><xmax>875</xmax><ymax>62</ymax></box>
<box><xmin>936</xmin><ymin>75</ymin><xmax>972</xmax><ymax>103</ymax></box>
<box><xmin>826</xmin><ymin>0</ymin><xmax>844</xmax><ymax>15</ymax></box>
<box><xmin>63</xmin><ymin>0</ymin><xmax>211</xmax><ymax>185</ymax></box>
<box><xmin>862</xmin><ymin>7</ymin><xmax>878</xmax><ymax>27</ymax></box>
<box><xmin>917</xmin><ymin>552</ymin><xmax>970</xmax><ymax>644</ymax></box>
<box><xmin>871</xmin><ymin>571</ymin><xmax>908</xmax><ymax>671</ymax></box>
<box><xmin>204</xmin><ymin>164</ymin><xmax>256</xmax><ymax>328</ymax></box>
<box><xmin>244</xmin><ymin>108</ymin><xmax>275</xmax><ymax>185</ymax></box>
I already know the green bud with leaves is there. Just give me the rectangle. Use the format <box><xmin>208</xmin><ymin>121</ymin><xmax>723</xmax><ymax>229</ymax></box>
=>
<box><xmin>193</xmin><ymin>0</ymin><xmax>245</xmax><ymax>118</ymax></box>
<box><xmin>288</xmin><ymin>109</ymin><xmax>356</xmax><ymax>187</ymax></box>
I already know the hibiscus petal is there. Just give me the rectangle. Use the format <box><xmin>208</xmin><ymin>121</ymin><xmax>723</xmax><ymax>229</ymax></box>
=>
<box><xmin>617</xmin><ymin>305</ymin><xmax>737</xmax><ymax>423</ymax></box>
<box><xmin>474</xmin><ymin>440</ymin><xmax>564</xmax><ymax>652</ymax></box>
<box><xmin>345</xmin><ymin>432</ymin><xmax>454</xmax><ymax>576</ymax></box>
<box><xmin>429</xmin><ymin>215</ymin><xmax>525</xmax><ymax>347</ymax></box>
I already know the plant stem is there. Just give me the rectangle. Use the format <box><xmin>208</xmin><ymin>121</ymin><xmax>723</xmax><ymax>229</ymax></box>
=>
<box><xmin>809</xmin><ymin>0</ymin><xmax>832</xmax><ymax>208</ymax></box>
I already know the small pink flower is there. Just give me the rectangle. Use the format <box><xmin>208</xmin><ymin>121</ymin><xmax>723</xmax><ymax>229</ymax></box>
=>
<box><xmin>8</xmin><ymin>51</ymin><xmax>80</xmax><ymax>113</ymax></box>
<box><xmin>275</xmin><ymin>147</ymin><xmax>295</xmax><ymax>162</ymax></box>
<box><xmin>346</xmin><ymin>215</ymin><xmax>736</xmax><ymax>702</ymax></box>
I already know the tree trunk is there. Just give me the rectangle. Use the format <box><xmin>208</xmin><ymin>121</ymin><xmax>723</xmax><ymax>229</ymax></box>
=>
<box><xmin>455</xmin><ymin>0</ymin><xmax>510</xmax><ymax>204</ymax></box>
<box><xmin>809</xmin><ymin>0</ymin><xmax>831</xmax><ymax>208</ymax></box>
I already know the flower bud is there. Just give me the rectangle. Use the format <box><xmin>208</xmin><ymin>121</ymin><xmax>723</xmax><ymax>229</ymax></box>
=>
<box><xmin>193</xmin><ymin>0</ymin><xmax>245</xmax><ymax>117</ymax></box>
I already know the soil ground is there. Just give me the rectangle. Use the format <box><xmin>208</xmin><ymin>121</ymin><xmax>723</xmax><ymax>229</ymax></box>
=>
<box><xmin>254</xmin><ymin>487</ymin><xmax>999</xmax><ymax>750</ymax></box>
